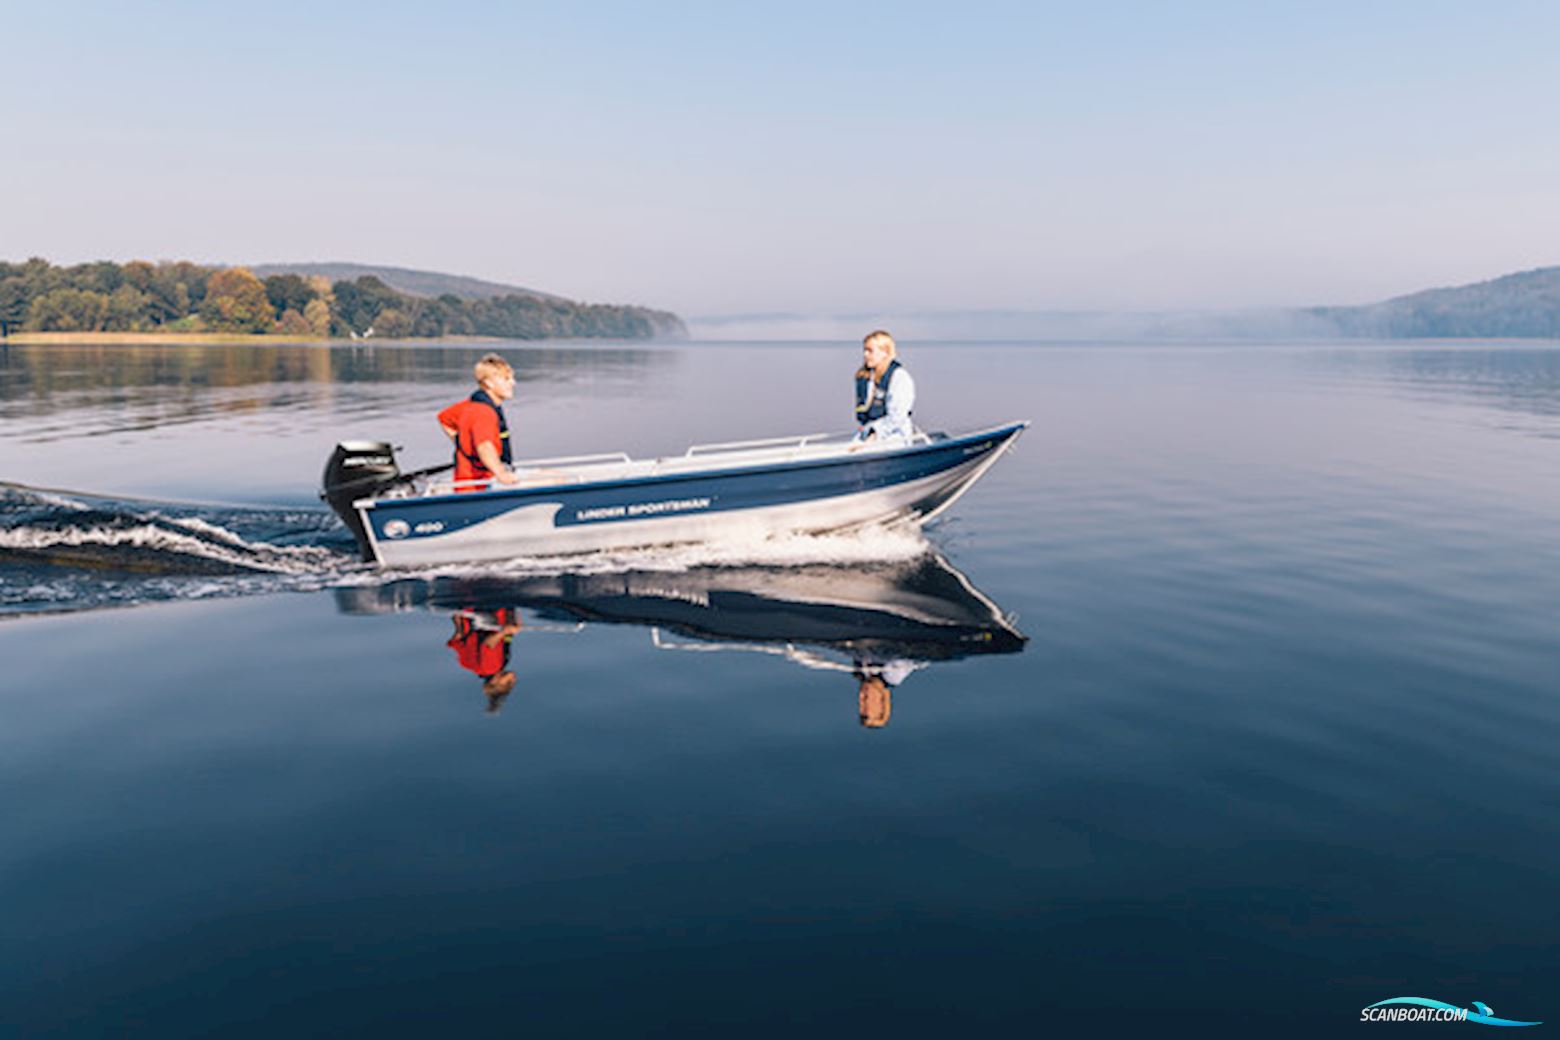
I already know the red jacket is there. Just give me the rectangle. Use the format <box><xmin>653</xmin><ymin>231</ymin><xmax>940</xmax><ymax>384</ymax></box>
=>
<box><xmin>438</xmin><ymin>398</ymin><xmax>505</xmax><ymax>491</ymax></box>
<box><xmin>447</xmin><ymin>611</ymin><xmax>517</xmax><ymax>677</ymax></box>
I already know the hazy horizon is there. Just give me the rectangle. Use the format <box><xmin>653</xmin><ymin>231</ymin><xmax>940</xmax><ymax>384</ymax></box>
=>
<box><xmin>5</xmin><ymin>2</ymin><xmax>1558</xmax><ymax>317</ymax></box>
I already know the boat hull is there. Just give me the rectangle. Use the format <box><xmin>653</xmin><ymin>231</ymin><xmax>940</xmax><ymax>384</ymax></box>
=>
<box><xmin>357</xmin><ymin>422</ymin><xmax>1025</xmax><ymax>567</ymax></box>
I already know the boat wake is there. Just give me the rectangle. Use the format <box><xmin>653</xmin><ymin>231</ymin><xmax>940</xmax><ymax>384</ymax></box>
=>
<box><xmin>0</xmin><ymin>483</ymin><xmax>356</xmax><ymax>616</ymax></box>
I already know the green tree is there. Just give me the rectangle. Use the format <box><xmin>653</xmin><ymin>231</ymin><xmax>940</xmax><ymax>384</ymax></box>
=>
<box><xmin>145</xmin><ymin>262</ymin><xmax>206</xmax><ymax>324</ymax></box>
<box><xmin>28</xmin><ymin>288</ymin><xmax>109</xmax><ymax>331</ymax></box>
<box><xmin>145</xmin><ymin>279</ymin><xmax>190</xmax><ymax>326</ymax></box>
<box><xmin>331</xmin><ymin>276</ymin><xmax>403</xmax><ymax>335</ymax></box>
<box><xmin>104</xmin><ymin>286</ymin><xmax>151</xmax><ymax>331</ymax></box>
<box><xmin>0</xmin><ymin>279</ymin><xmax>28</xmax><ymax>335</ymax></box>
<box><xmin>264</xmin><ymin>274</ymin><xmax>313</xmax><ymax>317</ymax></box>
<box><xmin>374</xmin><ymin>307</ymin><xmax>414</xmax><ymax>338</ymax></box>
<box><xmin>413</xmin><ymin>296</ymin><xmax>458</xmax><ymax>337</ymax></box>
<box><xmin>69</xmin><ymin>261</ymin><xmax>124</xmax><ymax>295</ymax></box>
<box><xmin>175</xmin><ymin>261</ymin><xmax>211</xmax><ymax>306</ymax></box>
<box><xmin>122</xmin><ymin>260</ymin><xmax>157</xmax><ymax>292</ymax></box>
<box><xmin>11</xmin><ymin>257</ymin><xmax>58</xmax><ymax>305</ymax></box>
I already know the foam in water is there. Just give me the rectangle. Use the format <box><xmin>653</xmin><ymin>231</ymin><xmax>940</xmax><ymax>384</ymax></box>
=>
<box><xmin>0</xmin><ymin>484</ymin><xmax>358</xmax><ymax>615</ymax></box>
<box><xmin>334</xmin><ymin>523</ymin><xmax>933</xmax><ymax>585</ymax></box>
<box><xmin>0</xmin><ymin>520</ymin><xmax>340</xmax><ymax>572</ymax></box>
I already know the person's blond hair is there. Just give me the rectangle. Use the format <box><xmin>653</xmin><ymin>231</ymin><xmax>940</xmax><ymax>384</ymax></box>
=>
<box><xmin>863</xmin><ymin>330</ymin><xmax>896</xmax><ymax>356</ymax></box>
<box><xmin>474</xmin><ymin>353</ymin><xmax>513</xmax><ymax>384</ymax></box>
<box><xmin>858</xmin><ymin>330</ymin><xmax>897</xmax><ymax>379</ymax></box>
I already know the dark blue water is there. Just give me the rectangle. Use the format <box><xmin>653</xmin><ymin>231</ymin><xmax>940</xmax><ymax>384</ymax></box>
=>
<box><xmin>2</xmin><ymin>340</ymin><xmax>1558</xmax><ymax>1036</ymax></box>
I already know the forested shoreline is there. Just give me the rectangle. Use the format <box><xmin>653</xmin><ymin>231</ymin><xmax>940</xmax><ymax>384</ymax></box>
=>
<box><xmin>0</xmin><ymin>259</ymin><xmax>685</xmax><ymax>340</ymax></box>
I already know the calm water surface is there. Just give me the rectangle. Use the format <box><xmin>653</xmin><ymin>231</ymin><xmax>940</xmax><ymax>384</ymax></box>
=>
<box><xmin>2</xmin><ymin>339</ymin><xmax>1558</xmax><ymax>1036</ymax></box>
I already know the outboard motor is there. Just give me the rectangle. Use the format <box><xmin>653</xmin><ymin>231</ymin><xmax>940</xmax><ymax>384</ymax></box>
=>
<box><xmin>321</xmin><ymin>441</ymin><xmax>401</xmax><ymax>562</ymax></box>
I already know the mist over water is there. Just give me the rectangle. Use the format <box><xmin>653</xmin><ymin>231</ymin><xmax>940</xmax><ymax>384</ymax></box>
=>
<box><xmin>2</xmin><ymin>339</ymin><xmax>1558</xmax><ymax>1036</ymax></box>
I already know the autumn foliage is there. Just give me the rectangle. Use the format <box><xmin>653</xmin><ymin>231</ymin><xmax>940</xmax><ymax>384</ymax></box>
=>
<box><xmin>0</xmin><ymin>258</ymin><xmax>684</xmax><ymax>340</ymax></box>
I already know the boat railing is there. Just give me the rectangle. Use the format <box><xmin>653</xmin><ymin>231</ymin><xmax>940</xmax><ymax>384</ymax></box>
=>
<box><xmin>427</xmin><ymin>451</ymin><xmax>634</xmax><ymax>494</ymax></box>
<box><xmin>686</xmin><ymin>428</ymin><xmax>936</xmax><ymax>456</ymax></box>
<box><xmin>515</xmin><ymin>450</ymin><xmax>634</xmax><ymax>469</ymax></box>
<box><xmin>684</xmin><ymin>432</ymin><xmax>839</xmax><ymax>456</ymax></box>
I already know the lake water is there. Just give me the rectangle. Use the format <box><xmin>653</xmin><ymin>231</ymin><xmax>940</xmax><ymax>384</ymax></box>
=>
<box><xmin>2</xmin><ymin>339</ymin><xmax>1558</xmax><ymax>1035</ymax></box>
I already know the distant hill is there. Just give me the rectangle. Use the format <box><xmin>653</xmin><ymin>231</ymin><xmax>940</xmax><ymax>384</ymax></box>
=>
<box><xmin>250</xmin><ymin>262</ymin><xmax>560</xmax><ymax>302</ymax></box>
<box><xmin>1306</xmin><ymin>266</ymin><xmax>1560</xmax><ymax>339</ymax></box>
<box><xmin>690</xmin><ymin>265</ymin><xmax>1560</xmax><ymax>341</ymax></box>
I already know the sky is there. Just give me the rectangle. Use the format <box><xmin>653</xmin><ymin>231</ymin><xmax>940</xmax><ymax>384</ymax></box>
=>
<box><xmin>3</xmin><ymin>0</ymin><xmax>1558</xmax><ymax>318</ymax></box>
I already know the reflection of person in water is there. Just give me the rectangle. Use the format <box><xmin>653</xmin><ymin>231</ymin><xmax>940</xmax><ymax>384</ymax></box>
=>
<box><xmin>448</xmin><ymin>608</ymin><xmax>523</xmax><ymax>714</ymax></box>
<box><xmin>852</xmin><ymin>659</ymin><xmax>920</xmax><ymax>729</ymax></box>
<box><xmin>857</xmin><ymin>675</ymin><xmax>892</xmax><ymax>728</ymax></box>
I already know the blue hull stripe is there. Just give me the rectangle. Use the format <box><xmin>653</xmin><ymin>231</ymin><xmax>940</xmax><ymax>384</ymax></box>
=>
<box><xmin>364</xmin><ymin>424</ymin><xmax>1023</xmax><ymax>543</ymax></box>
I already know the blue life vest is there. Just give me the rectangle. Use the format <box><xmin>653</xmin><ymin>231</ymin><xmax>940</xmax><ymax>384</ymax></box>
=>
<box><xmin>454</xmin><ymin>388</ymin><xmax>512</xmax><ymax>471</ymax></box>
<box><xmin>855</xmin><ymin>359</ymin><xmax>904</xmax><ymax>426</ymax></box>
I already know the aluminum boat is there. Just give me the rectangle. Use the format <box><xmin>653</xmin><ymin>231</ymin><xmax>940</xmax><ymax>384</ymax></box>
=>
<box><xmin>322</xmin><ymin>421</ymin><xmax>1027</xmax><ymax>567</ymax></box>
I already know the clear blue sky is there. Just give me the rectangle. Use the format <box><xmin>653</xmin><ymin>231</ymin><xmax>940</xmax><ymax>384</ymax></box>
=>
<box><xmin>3</xmin><ymin>1</ymin><xmax>1557</xmax><ymax>316</ymax></box>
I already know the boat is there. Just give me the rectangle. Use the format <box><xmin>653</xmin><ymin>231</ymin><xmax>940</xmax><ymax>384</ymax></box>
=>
<box><xmin>322</xmin><ymin>421</ymin><xmax>1028</xmax><ymax>567</ymax></box>
<box><xmin>334</xmin><ymin>552</ymin><xmax>1027</xmax><ymax>667</ymax></box>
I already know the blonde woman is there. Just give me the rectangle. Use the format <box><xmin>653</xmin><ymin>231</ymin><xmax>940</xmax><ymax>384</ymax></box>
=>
<box><xmin>853</xmin><ymin>330</ymin><xmax>916</xmax><ymax>443</ymax></box>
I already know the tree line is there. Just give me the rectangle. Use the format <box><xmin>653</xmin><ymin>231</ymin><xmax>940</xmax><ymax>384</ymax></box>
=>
<box><xmin>0</xmin><ymin>259</ymin><xmax>686</xmax><ymax>340</ymax></box>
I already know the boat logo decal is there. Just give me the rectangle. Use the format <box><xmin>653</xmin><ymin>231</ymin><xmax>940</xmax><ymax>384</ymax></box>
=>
<box><xmin>414</xmin><ymin>521</ymin><xmax>445</xmax><ymax>534</ymax></box>
<box><xmin>575</xmin><ymin>496</ymin><xmax>713</xmax><ymax>523</ymax></box>
<box><xmin>382</xmin><ymin>519</ymin><xmax>411</xmax><ymax>539</ymax></box>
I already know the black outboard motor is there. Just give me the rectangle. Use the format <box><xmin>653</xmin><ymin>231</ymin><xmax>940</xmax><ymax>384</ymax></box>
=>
<box><xmin>321</xmin><ymin>441</ymin><xmax>401</xmax><ymax>562</ymax></box>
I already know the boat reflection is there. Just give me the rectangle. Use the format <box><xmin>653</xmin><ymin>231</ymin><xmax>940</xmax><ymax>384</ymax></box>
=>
<box><xmin>335</xmin><ymin>552</ymin><xmax>1026</xmax><ymax>724</ymax></box>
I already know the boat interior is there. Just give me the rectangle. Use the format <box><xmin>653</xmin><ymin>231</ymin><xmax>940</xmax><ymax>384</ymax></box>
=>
<box><xmin>398</xmin><ymin>428</ymin><xmax>950</xmax><ymax>498</ymax></box>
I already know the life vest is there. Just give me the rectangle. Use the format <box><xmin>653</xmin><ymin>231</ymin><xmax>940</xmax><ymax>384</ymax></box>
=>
<box><xmin>450</xmin><ymin>389</ymin><xmax>512</xmax><ymax>476</ymax></box>
<box><xmin>855</xmin><ymin>359</ymin><xmax>905</xmax><ymax>426</ymax></box>
<box><xmin>448</xmin><ymin>608</ymin><xmax>517</xmax><ymax>677</ymax></box>
<box><xmin>451</xmin><ymin>607</ymin><xmax>515</xmax><ymax>637</ymax></box>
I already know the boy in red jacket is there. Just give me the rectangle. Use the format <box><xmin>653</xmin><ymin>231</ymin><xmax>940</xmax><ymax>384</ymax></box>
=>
<box><xmin>438</xmin><ymin>353</ymin><xmax>519</xmax><ymax>491</ymax></box>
